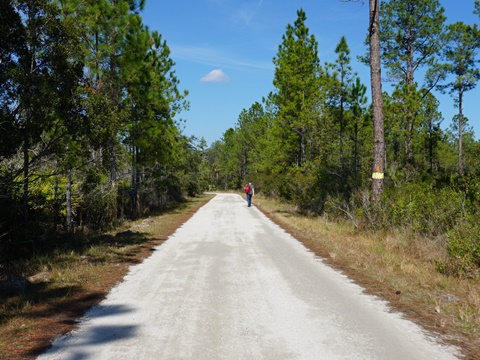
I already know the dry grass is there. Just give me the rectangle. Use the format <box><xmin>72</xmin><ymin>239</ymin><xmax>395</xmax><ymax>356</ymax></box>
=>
<box><xmin>254</xmin><ymin>195</ymin><xmax>480</xmax><ymax>360</ymax></box>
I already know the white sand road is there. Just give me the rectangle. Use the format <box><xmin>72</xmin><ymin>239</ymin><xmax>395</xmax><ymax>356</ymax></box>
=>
<box><xmin>37</xmin><ymin>193</ymin><xmax>460</xmax><ymax>360</ymax></box>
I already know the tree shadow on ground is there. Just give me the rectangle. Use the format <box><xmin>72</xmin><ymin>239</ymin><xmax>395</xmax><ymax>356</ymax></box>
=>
<box><xmin>29</xmin><ymin>300</ymin><xmax>137</xmax><ymax>358</ymax></box>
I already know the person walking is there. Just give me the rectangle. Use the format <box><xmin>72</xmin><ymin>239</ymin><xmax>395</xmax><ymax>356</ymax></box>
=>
<box><xmin>245</xmin><ymin>181</ymin><xmax>254</xmax><ymax>207</ymax></box>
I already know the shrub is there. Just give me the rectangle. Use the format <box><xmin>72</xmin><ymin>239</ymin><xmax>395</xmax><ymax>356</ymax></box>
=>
<box><xmin>380</xmin><ymin>182</ymin><xmax>466</xmax><ymax>236</ymax></box>
<box><xmin>283</xmin><ymin>164</ymin><xmax>341</xmax><ymax>215</ymax></box>
<box><xmin>446</xmin><ymin>216</ymin><xmax>480</xmax><ymax>272</ymax></box>
<box><xmin>80</xmin><ymin>186</ymin><xmax>117</xmax><ymax>230</ymax></box>
<box><xmin>79</xmin><ymin>169</ymin><xmax>117</xmax><ymax>230</ymax></box>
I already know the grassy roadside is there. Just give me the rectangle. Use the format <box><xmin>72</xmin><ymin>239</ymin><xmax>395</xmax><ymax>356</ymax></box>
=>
<box><xmin>253</xmin><ymin>195</ymin><xmax>480</xmax><ymax>360</ymax></box>
<box><xmin>0</xmin><ymin>194</ymin><xmax>214</xmax><ymax>360</ymax></box>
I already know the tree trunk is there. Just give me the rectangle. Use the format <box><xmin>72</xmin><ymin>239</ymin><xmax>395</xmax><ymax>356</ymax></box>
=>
<box><xmin>109</xmin><ymin>139</ymin><xmax>118</xmax><ymax>222</ymax></box>
<box><xmin>53</xmin><ymin>173</ymin><xmax>59</xmax><ymax>233</ymax></box>
<box><xmin>429</xmin><ymin>118</ymin><xmax>434</xmax><ymax>173</ymax></box>
<box><xmin>131</xmin><ymin>145</ymin><xmax>137</xmax><ymax>218</ymax></box>
<box><xmin>339</xmin><ymin>96</ymin><xmax>345</xmax><ymax>192</ymax></box>
<box><xmin>300</xmin><ymin>128</ymin><xmax>306</xmax><ymax>166</ymax></box>
<box><xmin>458</xmin><ymin>92</ymin><xmax>464</xmax><ymax>176</ymax></box>
<box><xmin>66</xmin><ymin>169</ymin><xmax>73</xmax><ymax>233</ymax></box>
<box><xmin>109</xmin><ymin>141</ymin><xmax>116</xmax><ymax>188</ymax></box>
<box><xmin>369</xmin><ymin>0</ymin><xmax>385</xmax><ymax>200</ymax></box>
<box><xmin>131</xmin><ymin>146</ymin><xmax>141</xmax><ymax>219</ymax></box>
<box><xmin>242</xmin><ymin>149</ymin><xmax>247</xmax><ymax>179</ymax></box>
<box><xmin>405</xmin><ymin>112</ymin><xmax>415</xmax><ymax>165</ymax></box>
<box><xmin>22</xmin><ymin>137</ymin><xmax>29</xmax><ymax>221</ymax></box>
<box><xmin>340</xmin><ymin>100</ymin><xmax>344</xmax><ymax>170</ymax></box>
<box><xmin>354</xmin><ymin>117</ymin><xmax>359</xmax><ymax>182</ymax></box>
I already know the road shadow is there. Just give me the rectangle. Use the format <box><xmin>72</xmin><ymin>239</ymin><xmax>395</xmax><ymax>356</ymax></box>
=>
<box><xmin>35</xmin><ymin>303</ymin><xmax>137</xmax><ymax>359</ymax></box>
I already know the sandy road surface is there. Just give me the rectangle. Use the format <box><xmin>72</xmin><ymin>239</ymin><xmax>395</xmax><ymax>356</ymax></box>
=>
<box><xmin>38</xmin><ymin>193</ymin><xmax>459</xmax><ymax>360</ymax></box>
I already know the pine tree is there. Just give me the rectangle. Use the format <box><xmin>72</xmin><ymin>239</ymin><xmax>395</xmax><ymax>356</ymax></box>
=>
<box><xmin>234</xmin><ymin>102</ymin><xmax>267</xmax><ymax>183</ymax></box>
<box><xmin>341</xmin><ymin>0</ymin><xmax>385</xmax><ymax>198</ymax></box>
<box><xmin>380</xmin><ymin>0</ymin><xmax>446</xmax><ymax>165</ymax></box>
<box><xmin>326</xmin><ymin>36</ymin><xmax>357</xmax><ymax>190</ymax></box>
<box><xmin>436</xmin><ymin>22</ymin><xmax>480</xmax><ymax>176</ymax></box>
<box><xmin>348</xmin><ymin>77</ymin><xmax>369</xmax><ymax>184</ymax></box>
<box><xmin>71</xmin><ymin>0</ymin><xmax>146</xmax><ymax>189</ymax></box>
<box><xmin>122</xmin><ymin>21</ymin><xmax>187</xmax><ymax>215</ymax></box>
<box><xmin>1</xmin><ymin>0</ymin><xmax>82</xmax><ymax>221</ymax></box>
<box><xmin>0</xmin><ymin>1</ymin><xmax>24</xmax><ymax>159</ymax></box>
<box><xmin>384</xmin><ymin>84</ymin><xmax>442</xmax><ymax>174</ymax></box>
<box><xmin>272</xmin><ymin>9</ymin><xmax>322</xmax><ymax>168</ymax></box>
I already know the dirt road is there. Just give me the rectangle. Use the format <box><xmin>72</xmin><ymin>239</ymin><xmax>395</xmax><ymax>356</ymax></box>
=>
<box><xmin>38</xmin><ymin>193</ymin><xmax>459</xmax><ymax>360</ymax></box>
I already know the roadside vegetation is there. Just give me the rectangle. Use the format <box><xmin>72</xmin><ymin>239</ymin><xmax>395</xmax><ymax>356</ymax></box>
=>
<box><xmin>254</xmin><ymin>195</ymin><xmax>480</xmax><ymax>359</ymax></box>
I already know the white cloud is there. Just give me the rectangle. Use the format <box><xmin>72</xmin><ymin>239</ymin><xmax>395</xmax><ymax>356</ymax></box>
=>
<box><xmin>171</xmin><ymin>45</ymin><xmax>272</xmax><ymax>70</ymax></box>
<box><xmin>234</xmin><ymin>0</ymin><xmax>264</xmax><ymax>25</ymax></box>
<box><xmin>200</xmin><ymin>69</ymin><xmax>229</xmax><ymax>83</ymax></box>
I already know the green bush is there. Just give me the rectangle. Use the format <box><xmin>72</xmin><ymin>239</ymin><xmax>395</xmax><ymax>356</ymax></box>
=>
<box><xmin>380</xmin><ymin>182</ymin><xmax>466</xmax><ymax>236</ymax></box>
<box><xmin>79</xmin><ymin>169</ymin><xmax>117</xmax><ymax>230</ymax></box>
<box><xmin>282</xmin><ymin>164</ymin><xmax>339</xmax><ymax>215</ymax></box>
<box><xmin>80</xmin><ymin>186</ymin><xmax>117</xmax><ymax>230</ymax></box>
<box><xmin>446</xmin><ymin>216</ymin><xmax>480</xmax><ymax>272</ymax></box>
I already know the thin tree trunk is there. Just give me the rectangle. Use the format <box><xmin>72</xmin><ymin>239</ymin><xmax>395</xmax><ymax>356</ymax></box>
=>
<box><xmin>354</xmin><ymin>118</ymin><xmax>359</xmax><ymax>182</ymax></box>
<box><xmin>243</xmin><ymin>150</ymin><xmax>247</xmax><ymax>179</ymax></box>
<box><xmin>109</xmin><ymin>139</ymin><xmax>117</xmax><ymax>188</ymax></box>
<box><xmin>406</xmin><ymin>113</ymin><xmax>415</xmax><ymax>165</ymax></box>
<box><xmin>66</xmin><ymin>169</ymin><xmax>73</xmax><ymax>233</ymax></box>
<box><xmin>428</xmin><ymin>117</ymin><xmax>434</xmax><ymax>173</ymax></box>
<box><xmin>132</xmin><ymin>153</ymin><xmax>136</xmax><ymax>215</ymax></box>
<box><xmin>300</xmin><ymin>128</ymin><xmax>306</xmax><ymax>166</ymax></box>
<box><xmin>53</xmin><ymin>173</ymin><xmax>59</xmax><ymax>233</ymax></box>
<box><xmin>131</xmin><ymin>145</ymin><xmax>137</xmax><ymax>218</ymax></box>
<box><xmin>340</xmin><ymin>101</ymin><xmax>344</xmax><ymax>169</ymax></box>
<box><xmin>23</xmin><ymin>137</ymin><xmax>29</xmax><ymax>221</ymax></box>
<box><xmin>458</xmin><ymin>92</ymin><xmax>464</xmax><ymax>176</ymax></box>
<box><xmin>339</xmin><ymin>68</ymin><xmax>345</xmax><ymax>172</ymax></box>
<box><xmin>369</xmin><ymin>0</ymin><xmax>385</xmax><ymax>200</ymax></box>
<box><xmin>339</xmin><ymin>97</ymin><xmax>345</xmax><ymax>192</ymax></box>
<box><xmin>109</xmin><ymin>139</ymin><xmax>118</xmax><ymax>222</ymax></box>
<box><xmin>404</xmin><ymin>35</ymin><xmax>415</xmax><ymax>165</ymax></box>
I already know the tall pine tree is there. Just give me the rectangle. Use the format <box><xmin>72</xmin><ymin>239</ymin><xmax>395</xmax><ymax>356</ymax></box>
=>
<box><xmin>436</xmin><ymin>22</ymin><xmax>480</xmax><ymax>176</ymax></box>
<box><xmin>272</xmin><ymin>9</ymin><xmax>322</xmax><ymax>168</ymax></box>
<box><xmin>380</xmin><ymin>0</ymin><xmax>446</xmax><ymax>165</ymax></box>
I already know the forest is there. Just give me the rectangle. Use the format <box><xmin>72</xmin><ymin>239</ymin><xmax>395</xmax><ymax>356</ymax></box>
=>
<box><xmin>0</xmin><ymin>0</ymin><xmax>479</xmax><ymax>276</ymax></box>
<box><xmin>0</xmin><ymin>0</ymin><xmax>200</xmax><ymax>265</ymax></box>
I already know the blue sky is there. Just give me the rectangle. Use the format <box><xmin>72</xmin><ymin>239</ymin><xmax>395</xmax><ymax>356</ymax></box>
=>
<box><xmin>141</xmin><ymin>0</ymin><xmax>479</xmax><ymax>146</ymax></box>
